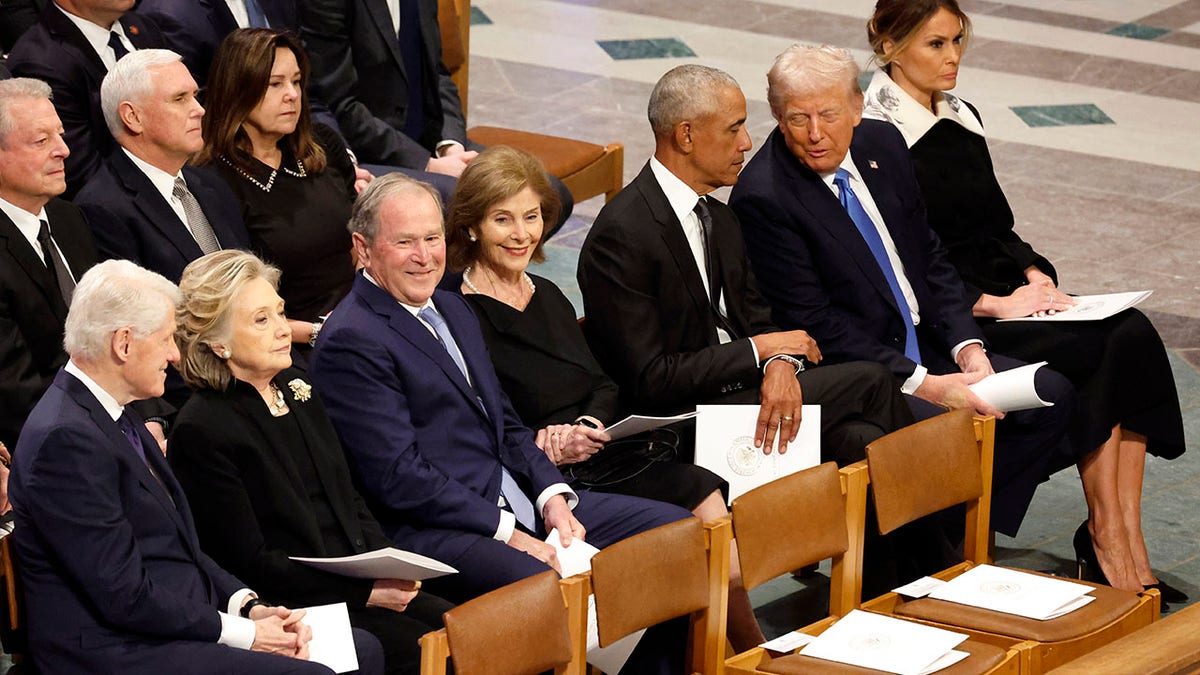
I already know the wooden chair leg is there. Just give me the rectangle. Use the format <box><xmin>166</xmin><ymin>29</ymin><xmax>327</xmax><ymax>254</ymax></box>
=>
<box><xmin>2</xmin><ymin>538</ymin><xmax>17</xmax><ymax>631</ymax></box>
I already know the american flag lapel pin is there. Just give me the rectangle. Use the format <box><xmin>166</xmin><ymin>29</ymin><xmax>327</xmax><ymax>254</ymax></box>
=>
<box><xmin>868</xmin><ymin>160</ymin><xmax>879</xmax><ymax>169</ymax></box>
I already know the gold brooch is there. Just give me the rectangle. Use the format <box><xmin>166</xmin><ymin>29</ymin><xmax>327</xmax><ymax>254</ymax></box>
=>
<box><xmin>288</xmin><ymin>378</ymin><xmax>312</xmax><ymax>402</ymax></box>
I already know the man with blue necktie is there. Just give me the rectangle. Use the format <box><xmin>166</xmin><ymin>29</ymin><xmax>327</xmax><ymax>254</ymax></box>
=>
<box><xmin>730</xmin><ymin>44</ymin><xmax>1076</xmax><ymax>539</ymax></box>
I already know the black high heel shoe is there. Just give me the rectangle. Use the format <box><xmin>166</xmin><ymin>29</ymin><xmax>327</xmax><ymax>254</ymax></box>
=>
<box><xmin>1073</xmin><ymin>521</ymin><xmax>1183</xmax><ymax>608</ymax></box>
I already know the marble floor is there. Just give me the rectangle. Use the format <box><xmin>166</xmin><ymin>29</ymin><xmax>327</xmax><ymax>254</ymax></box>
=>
<box><xmin>463</xmin><ymin>0</ymin><xmax>1200</xmax><ymax>636</ymax></box>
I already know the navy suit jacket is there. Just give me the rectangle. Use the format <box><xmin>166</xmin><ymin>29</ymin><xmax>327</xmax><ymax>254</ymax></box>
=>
<box><xmin>302</xmin><ymin>0</ymin><xmax>469</xmax><ymax>168</ymax></box>
<box><xmin>0</xmin><ymin>199</ymin><xmax>95</xmax><ymax>448</ymax></box>
<box><xmin>75</xmin><ymin>151</ymin><xmax>250</xmax><ymax>282</ymax></box>
<box><xmin>137</xmin><ymin>0</ymin><xmax>298</xmax><ymax>87</ymax></box>
<box><xmin>310</xmin><ymin>275</ymin><xmax>565</xmax><ymax>561</ymax></box>
<box><xmin>11</xmin><ymin>370</ymin><xmax>244</xmax><ymax>673</ymax></box>
<box><xmin>730</xmin><ymin>120</ymin><xmax>981</xmax><ymax>380</ymax></box>
<box><xmin>7</xmin><ymin>5</ymin><xmax>166</xmax><ymax>196</ymax></box>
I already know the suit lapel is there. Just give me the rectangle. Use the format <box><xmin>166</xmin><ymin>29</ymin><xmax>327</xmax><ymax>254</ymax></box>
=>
<box><xmin>200</xmin><ymin>0</ymin><xmax>238</xmax><ymax>35</ymax></box>
<box><xmin>120</xmin><ymin>13</ymin><xmax>158</xmax><ymax>50</ymax></box>
<box><xmin>44</xmin><ymin>200</ymin><xmax>95</xmax><ymax>283</ymax></box>
<box><xmin>0</xmin><ymin>210</ymin><xmax>66</xmax><ymax>319</ymax></box>
<box><xmin>43</xmin><ymin>5</ymin><xmax>106</xmax><ymax>74</ymax></box>
<box><xmin>854</xmin><ymin>152</ymin><xmax>922</xmax><ymax>273</ymax></box>
<box><xmin>774</xmin><ymin>133</ymin><xmax>903</xmax><ymax>315</ymax></box>
<box><xmin>634</xmin><ymin>165</ymin><xmax>714</xmax><ymax>338</ymax></box>
<box><xmin>112</xmin><ymin>152</ymin><xmax>206</xmax><ymax>261</ymax></box>
<box><xmin>364</xmin><ymin>0</ymin><xmax>406</xmax><ymax>75</ymax></box>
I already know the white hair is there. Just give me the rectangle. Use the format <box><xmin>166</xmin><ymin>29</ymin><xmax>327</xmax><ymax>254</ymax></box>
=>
<box><xmin>64</xmin><ymin>259</ymin><xmax>182</xmax><ymax>362</ymax></box>
<box><xmin>767</xmin><ymin>44</ymin><xmax>862</xmax><ymax>120</ymax></box>
<box><xmin>647</xmin><ymin>64</ymin><xmax>741</xmax><ymax>138</ymax></box>
<box><xmin>0</xmin><ymin>78</ymin><xmax>52</xmax><ymax>147</ymax></box>
<box><xmin>100</xmin><ymin>49</ymin><xmax>185</xmax><ymax>138</ymax></box>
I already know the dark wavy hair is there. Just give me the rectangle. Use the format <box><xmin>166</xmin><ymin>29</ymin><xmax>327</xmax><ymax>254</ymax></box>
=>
<box><xmin>194</xmin><ymin>28</ymin><xmax>326</xmax><ymax>173</ymax></box>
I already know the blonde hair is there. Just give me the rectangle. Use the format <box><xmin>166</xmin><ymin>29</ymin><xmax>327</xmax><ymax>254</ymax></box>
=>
<box><xmin>176</xmin><ymin>250</ymin><xmax>282</xmax><ymax>391</ymax></box>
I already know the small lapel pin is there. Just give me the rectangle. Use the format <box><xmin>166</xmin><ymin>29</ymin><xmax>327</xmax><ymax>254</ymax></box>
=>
<box><xmin>868</xmin><ymin>160</ymin><xmax>879</xmax><ymax>169</ymax></box>
<box><xmin>129</xmin><ymin>25</ymin><xmax>139</xmax><ymax>36</ymax></box>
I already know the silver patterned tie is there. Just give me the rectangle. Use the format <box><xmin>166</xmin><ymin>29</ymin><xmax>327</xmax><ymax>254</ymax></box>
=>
<box><xmin>173</xmin><ymin>176</ymin><xmax>220</xmax><ymax>254</ymax></box>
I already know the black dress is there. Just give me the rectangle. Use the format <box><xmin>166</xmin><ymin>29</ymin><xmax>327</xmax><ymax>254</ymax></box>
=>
<box><xmin>212</xmin><ymin>124</ymin><xmax>356</xmax><ymax>324</ymax></box>
<box><xmin>866</xmin><ymin>72</ymin><xmax>1184</xmax><ymax>459</ymax></box>
<box><xmin>464</xmin><ymin>273</ymin><xmax>726</xmax><ymax>510</ymax></box>
<box><xmin>169</xmin><ymin>368</ymin><xmax>454</xmax><ymax>674</ymax></box>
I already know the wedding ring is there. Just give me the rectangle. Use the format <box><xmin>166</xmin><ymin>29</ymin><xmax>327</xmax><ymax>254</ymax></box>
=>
<box><xmin>781</xmin><ymin>415</ymin><xmax>793</xmax><ymax>422</ymax></box>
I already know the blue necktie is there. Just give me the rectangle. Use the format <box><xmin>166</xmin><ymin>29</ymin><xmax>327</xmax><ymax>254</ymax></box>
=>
<box><xmin>244</xmin><ymin>0</ymin><xmax>269</xmax><ymax>28</ymax></box>
<box><xmin>107</xmin><ymin>31</ymin><xmax>129</xmax><ymax>62</ymax></box>
<box><xmin>833</xmin><ymin>168</ymin><xmax>921</xmax><ymax>365</ymax></box>
<box><xmin>418</xmin><ymin>305</ymin><xmax>537</xmax><ymax>530</ymax></box>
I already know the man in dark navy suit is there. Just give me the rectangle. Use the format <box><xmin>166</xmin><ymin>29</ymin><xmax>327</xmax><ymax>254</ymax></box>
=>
<box><xmin>12</xmin><ymin>259</ymin><xmax>384</xmax><ymax>675</ymax></box>
<box><xmin>7</xmin><ymin>0</ymin><xmax>167</xmax><ymax>194</ymax></box>
<box><xmin>729</xmin><ymin>44</ymin><xmax>1075</xmax><ymax>537</ymax></box>
<box><xmin>75</xmin><ymin>48</ymin><xmax>249</xmax><ymax>284</ymax></box>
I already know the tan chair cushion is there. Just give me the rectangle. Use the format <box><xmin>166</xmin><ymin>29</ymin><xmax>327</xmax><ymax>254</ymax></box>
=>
<box><xmin>894</xmin><ymin>570</ymin><xmax>1140</xmax><ymax>643</ymax></box>
<box><xmin>760</xmin><ymin>637</ymin><xmax>1007</xmax><ymax>674</ymax></box>
<box><xmin>467</xmin><ymin>126</ymin><xmax>607</xmax><ymax>178</ymax></box>
<box><xmin>444</xmin><ymin>570</ymin><xmax>573</xmax><ymax>675</ymax></box>
<box><xmin>732</xmin><ymin>462</ymin><xmax>848</xmax><ymax>590</ymax></box>
<box><xmin>866</xmin><ymin>409</ymin><xmax>983</xmax><ymax>535</ymax></box>
<box><xmin>590</xmin><ymin>518</ymin><xmax>709</xmax><ymax>647</ymax></box>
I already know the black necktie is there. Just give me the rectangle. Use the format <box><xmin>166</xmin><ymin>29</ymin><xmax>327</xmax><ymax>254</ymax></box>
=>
<box><xmin>693</xmin><ymin>198</ymin><xmax>738</xmax><ymax>339</ymax></box>
<box><xmin>107</xmin><ymin>31</ymin><xmax>129</xmax><ymax>62</ymax></box>
<box><xmin>397</xmin><ymin>0</ymin><xmax>427</xmax><ymax>140</ymax></box>
<box><xmin>36</xmin><ymin>219</ymin><xmax>75</xmax><ymax>305</ymax></box>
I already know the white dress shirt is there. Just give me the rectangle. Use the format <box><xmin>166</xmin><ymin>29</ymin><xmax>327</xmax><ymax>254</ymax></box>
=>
<box><xmin>54</xmin><ymin>3</ymin><xmax>134</xmax><ymax>71</ymax></box>
<box><xmin>362</xmin><ymin>271</ymin><xmax>577</xmax><ymax>543</ymax></box>
<box><xmin>121</xmin><ymin>149</ymin><xmax>197</xmax><ymax>235</ymax></box>
<box><xmin>224</xmin><ymin>0</ymin><xmax>250</xmax><ymax>28</ymax></box>
<box><xmin>0</xmin><ymin>197</ymin><xmax>76</xmax><ymax>282</ymax></box>
<box><xmin>63</xmin><ymin>360</ymin><xmax>258</xmax><ymax>649</ymax></box>
<box><xmin>822</xmin><ymin>151</ymin><xmax>980</xmax><ymax>392</ymax></box>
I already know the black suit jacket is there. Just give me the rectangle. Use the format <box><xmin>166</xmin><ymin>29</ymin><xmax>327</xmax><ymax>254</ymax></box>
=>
<box><xmin>729</xmin><ymin>120</ymin><xmax>982</xmax><ymax>380</ymax></box>
<box><xmin>75</xmin><ymin>150</ymin><xmax>250</xmax><ymax>282</ymax></box>
<box><xmin>7</xmin><ymin>5</ymin><xmax>165</xmax><ymax>195</ymax></box>
<box><xmin>169</xmin><ymin>368</ymin><xmax>390</xmax><ymax>610</ymax></box>
<box><xmin>137</xmin><ymin>0</ymin><xmax>298</xmax><ymax>86</ymax></box>
<box><xmin>0</xmin><ymin>198</ymin><xmax>95</xmax><ymax>448</ymax></box>
<box><xmin>577</xmin><ymin>162</ymin><xmax>777</xmax><ymax>415</ymax></box>
<box><xmin>302</xmin><ymin>0</ymin><xmax>469</xmax><ymax>168</ymax></box>
<box><xmin>11</xmin><ymin>370</ymin><xmax>244</xmax><ymax>673</ymax></box>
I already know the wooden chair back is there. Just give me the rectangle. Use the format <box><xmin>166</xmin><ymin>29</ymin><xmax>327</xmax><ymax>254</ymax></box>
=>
<box><xmin>419</xmin><ymin>571</ymin><xmax>587</xmax><ymax>675</ymax></box>
<box><xmin>866</xmin><ymin>409</ymin><xmax>994</xmax><ymax>564</ymax></box>
<box><xmin>589</xmin><ymin>517</ymin><xmax>731</xmax><ymax>675</ymax></box>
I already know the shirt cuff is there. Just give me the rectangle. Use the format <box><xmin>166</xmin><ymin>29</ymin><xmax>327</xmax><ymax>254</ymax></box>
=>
<box><xmin>227</xmin><ymin>588</ymin><xmax>255</xmax><ymax>616</ymax></box>
<box><xmin>217</xmin><ymin>612</ymin><xmax>256</xmax><ymax>650</ymax></box>
<box><xmin>435</xmin><ymin>140</ymin><xmax>464</xmax><ymax>156</ymax></box>
<box><xmin>493</xmin><ymin>510</ymin><xmax>516</xmax><ymax>543</ymax></box>
<box><xmin>536</xmin><ymin>484</ymin><xmax>578</xmax><ymax>514</ymax></box>
<box><xmin>900</xmin><ymin>364</ymin><xmax>929</xmax><ymax>395</ymax></box>
<box><xmin>950</xmin><ymin>339</ymin><xmax>984</xmax><ymax>362</ymax></box>
<box><xmin>748</xmin><ymin>338</ymin><xmax>760</xmax><ymax>366</ymax></box>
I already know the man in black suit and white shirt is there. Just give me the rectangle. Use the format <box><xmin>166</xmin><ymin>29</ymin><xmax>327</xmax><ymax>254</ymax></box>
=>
<box><xmin>0</xmin><ymin>77</ymin><xmax>95</xmax><ymax>451</ymax></box>
<box><xmin>75</xmin><ymin>49</ymin><xmax>249</xmax><ymax>284</ymax></box>
<box><xmin>577</xmin><ymin>64</ymin><xmax>911</xmax><ymax>465</ymax></box>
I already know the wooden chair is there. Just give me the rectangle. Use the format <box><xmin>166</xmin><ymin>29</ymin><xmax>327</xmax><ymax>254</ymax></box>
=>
<box><xmin>1046</xmin><ymin>600</ymin><xmax>1200</xmax><ymax>674</ymax></box>
<box><xmin>725</xmin><ymin>462</ymin><xmax>1023</xmax><ymax>674</ymax></box>
<box><xmin>860</xmin><ymin>410</ymin><xmax>1160</xmax><ymax>674</ymax></box>
<box><xmin>439</xmin><ymin>0</ymin><xmax>625</xmax><ymax>204</ymax></box>
<box><xmin>587</xmin><ymin>517</ymin><xmax>731</xmax><ymax>675</ymax></box>
<box><xmin>419</xmin><ymin>570</ymin><xmax>588</xmax><ymax>675</ymax></box>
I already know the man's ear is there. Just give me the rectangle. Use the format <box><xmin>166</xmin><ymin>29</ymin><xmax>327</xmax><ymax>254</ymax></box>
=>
<box><xmin>118</xmin><ymin>101</ymin><xmax>142</xmax><ymax>136</ymax></box>
<box><xmin>673</xmin><ymin>121</ymin><xmax>693</xmax><ymax>154</ymax></box>
<box><xmin>111</xmin><ymin>327</ymin><xmax>133</xmax><ymax>364</ymax></box>
<box><xmin>351</xmin><ymin>232</ymin><xmax>370</xmax><ymax>269</ymax></box>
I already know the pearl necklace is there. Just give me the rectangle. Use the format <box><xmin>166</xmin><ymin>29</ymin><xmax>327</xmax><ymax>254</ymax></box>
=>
<box><xmin>266</xmin><ymin>382</ymin><xmax>290</xmax><ymax>417</ymax></box>
<box><xmin>462</xmin><ymin>265</ymin><xmax>535</xmax><ymax>304</ymax></box>
<box><xmin>220</xmin><ymin>155</ymin><xmax>307</xmax><ymax>193</ymax></box>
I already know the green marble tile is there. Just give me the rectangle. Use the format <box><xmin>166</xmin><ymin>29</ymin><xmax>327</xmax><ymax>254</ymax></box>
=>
<box><xmin>1107</xmin><ymin>23</ymin><xmax>1170</xmax><ymax>40</ymax></box>
<box><xmin>596</xmin><ymin>38</ymin><xmax>696</xmax><ymax>60</ymax></box>
<box><xmin>470</xmin><ymin>6</ymin><xmax>492</xmax><ymax>25</ymax></box>
<box><xmin>1010</xmin><ymin>104</ymin><xmax>1114</xmax><ymax>128</ymax></box>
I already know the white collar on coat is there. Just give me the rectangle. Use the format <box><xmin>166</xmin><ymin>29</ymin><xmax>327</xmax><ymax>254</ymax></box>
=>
<box><xmin>862</xmin><ymin>69</ymin><xmax>985</xmax><ymax>148</ymax></box>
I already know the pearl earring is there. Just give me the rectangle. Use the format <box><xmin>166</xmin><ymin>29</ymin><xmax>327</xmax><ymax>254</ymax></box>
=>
<box><xmin>468</xmin><ymin>232</ymin><xmax>477</xmax><ymax>242</ymax></box>
<box><xmin>221</xmin><ymin>349</ymin><xmax>231</xmax><ymax>359</ymax></box>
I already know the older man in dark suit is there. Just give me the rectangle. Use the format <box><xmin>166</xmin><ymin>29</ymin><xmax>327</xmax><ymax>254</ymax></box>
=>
<box><xmin>729</xmin><ymin>45</ymin><xmax>1076</xmax><ymax>538</ymax></box>
<box><xmin>577</xmin><ymin>64</ymin><xmax>912</xmax><ymax>466</ymax></box>
<box><xmin>12</xmin><ymin>258</ymin><xmax>384</xmax><ymax>675</ymax></box>
<box><xmin>75</xmin><ymin>49</ymin><xmax>248</xmax><ymax>284</ymax></box>
<box><xmin>7</xmin><ymin>0</ymin><xmax>166</xmax><ymax>194</ymax></box>
<box><xmin>311</xmin><ymin>174</ymin><xmax>690</xmax><ymax>597</ymax></box>
<box><xmin>0</xmin><ymin>78</ymin><xmax>96</xmax><ymax>451</ymax></box>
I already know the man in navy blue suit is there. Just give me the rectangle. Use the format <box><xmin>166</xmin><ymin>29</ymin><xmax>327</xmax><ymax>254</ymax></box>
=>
<box><xmin>7</xmin><ymin>0</ymin><xmax>167</xmax><ymax>194</ymax></box>
<box><xmin>75</xmin><ymin>49</ymin><xmax>249</xmax><ymax>284</ymax></box>
<box><xmin>309</xmin><ymin>175</ymin><xmax>691</xmax><ymax>600</ymax></box>
<box><xmin>12</xmin><ymin>259</ymin><xmax>383</xmax><ymax>674</ymax></box>
<box><xmin>729</xmin><ymin>44</ymin><xmax>1076</xmax><ymax>537</ymax></box>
